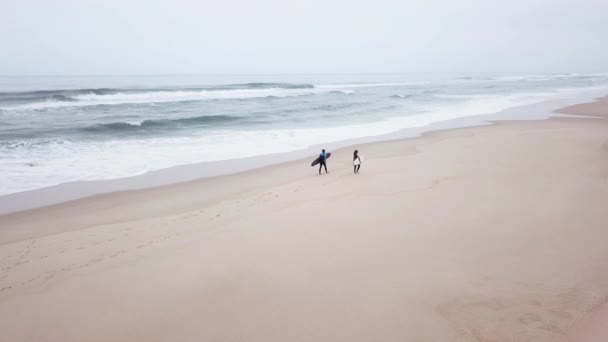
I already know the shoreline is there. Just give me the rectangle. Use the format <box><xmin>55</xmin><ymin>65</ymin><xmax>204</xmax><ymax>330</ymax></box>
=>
<box><xmin>1</xmin><ymin>87</ymin><xmax>605</xmax><ymax>215</ymax></box>
<box><xmin>1</xmin><ymin>93</ymin><xmax>607</xmax><ymax>340</ymax></box>
<box><xmin>0</xmin><ymin>92</ymin><xmax>606</xmax><ymax>245</ymax></box>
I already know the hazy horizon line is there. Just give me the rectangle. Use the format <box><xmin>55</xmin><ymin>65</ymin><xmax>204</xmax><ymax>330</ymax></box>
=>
<box><xmin>1</xmin><ymin>71</ymin><xmax>605</xmax><ymax>78</ymax></box>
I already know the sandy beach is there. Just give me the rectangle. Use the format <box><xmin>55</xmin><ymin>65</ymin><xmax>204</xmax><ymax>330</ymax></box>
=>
<box><xmin>1</xmin><ymin>97</ymin><xmax>608</xmax><ymax>341</ymax></box>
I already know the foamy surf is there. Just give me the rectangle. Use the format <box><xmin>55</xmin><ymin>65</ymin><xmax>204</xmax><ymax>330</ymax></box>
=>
<box><xmin>1</xmin><ymin>73</ymin><xmax>608</xmax><ymax>195</ymax></box>
<box><xmin>1</xmin><ymin>88</ymin><xmax>321</xmax><ymax>111</ymax></box>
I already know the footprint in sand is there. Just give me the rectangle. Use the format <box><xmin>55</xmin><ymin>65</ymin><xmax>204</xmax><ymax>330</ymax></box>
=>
<box><xmin>549</xmin><ymin>309</ymin><xmax>572</xmax><ymax>319</ymax></box>
<box><xmin>110</xmin><ymin>250</ymin><xmax>127</xmax><ymax>258</ymax></box>
<box><xmin>539</xmin><ymin>323</ymin><xmax>562</xmax><ymax>334</ymax></box>
<box><xmin>519</xmin><ymin>312</ymin><xmax>542</xmax><ymax>325</ymax></box>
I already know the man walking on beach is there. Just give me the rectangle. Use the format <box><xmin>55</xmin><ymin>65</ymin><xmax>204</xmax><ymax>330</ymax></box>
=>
<box><xmin>319</xmin><ymin>149</ymin><xmax>328</xmax><ymax>175</ymax></box>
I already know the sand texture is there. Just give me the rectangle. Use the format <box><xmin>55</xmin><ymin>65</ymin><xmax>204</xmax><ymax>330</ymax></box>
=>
<box><xmin>1</xmin><ymin>100</ymin><xmax>608</xmax><ymax>341</ymax></box>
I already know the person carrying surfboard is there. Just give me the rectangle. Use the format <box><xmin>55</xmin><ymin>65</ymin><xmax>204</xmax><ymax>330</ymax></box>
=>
<box><xmin>353</xmin><ymin>150</ymin><xmax>362</xmax><ymax>174</ymax></box>
<box><xmin>318</xmin><ymin>149</ymin><xmax>328</xmax><ymax>175</ymax></box>
<box><xmin>310</xmin><ymin>149</ymin><xmax>331</xmax><ymax>175</ymax></box>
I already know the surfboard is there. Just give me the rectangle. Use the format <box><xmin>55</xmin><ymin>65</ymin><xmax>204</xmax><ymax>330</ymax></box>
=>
<box><xmin>311</xmin><ymin>152</ymin><xmax>331</xmax><ymax>166</ymax></box>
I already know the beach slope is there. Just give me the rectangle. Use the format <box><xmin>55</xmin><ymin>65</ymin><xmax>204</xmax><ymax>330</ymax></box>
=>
<box><xmin>1</xmin><ymin>101</ymin><xmax>608</xmax><ymax>341</ymax></box>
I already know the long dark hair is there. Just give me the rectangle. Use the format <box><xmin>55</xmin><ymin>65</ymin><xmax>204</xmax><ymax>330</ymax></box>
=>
<box><xmin>353</xmin><ymin>150</ymin><xmax>358</xmax><ymax>160</ymax></box>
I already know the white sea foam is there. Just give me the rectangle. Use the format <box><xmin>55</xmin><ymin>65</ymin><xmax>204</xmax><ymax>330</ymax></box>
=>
<box><xmin>0</xmin><ymin>88</ymin><xmax>326</xmax><ymax>111</ymax></box>
<box><xmin>490</xmin><ymin>73</ymin><xmax>608</xmax><ymax>82</ymax></box>
<box><xmin>126</xmin><ymin>120</ymin><xmax>145</xmax><ymax>126</ymax></box>
<box><xmin>0</xmin><ymin>84</ymin><xmax>416</xmax><ymax>111</ymax></box>
<box><xmin>1</xmin><ymin>87</ymin><xmax>596</xmax><ymax>196</ymax></box>
<box><xmin>0</xmin><ymin>84</ymin><xmax>374</xmax><ymax>111</ymax></box>
<box><xmin>317</xmin><ymin>82</ymin><xmax>429</xmax><ymax>88</ymax></box>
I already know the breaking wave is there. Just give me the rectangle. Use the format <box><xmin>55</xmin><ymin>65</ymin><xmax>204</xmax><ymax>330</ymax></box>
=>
<box><xmin>0</xmin><ymin>83</ymin><xmax>319</xmax><ymax>110</ymax></box>
<box><xmin>81</xmin><ymin>115</ymin><xmax>244</xmax><ymax>133</ymax></box>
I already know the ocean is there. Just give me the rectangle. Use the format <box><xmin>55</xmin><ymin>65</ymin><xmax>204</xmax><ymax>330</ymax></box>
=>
<box><xmin>1</xmin><ymin>73</ymin><xmax>607</xmax><ymax>196</ymax></box>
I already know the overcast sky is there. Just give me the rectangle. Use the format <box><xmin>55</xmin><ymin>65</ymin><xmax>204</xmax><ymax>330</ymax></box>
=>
<box><xmin>1</xmin><ymin>0</ymin><xmax>607</xmax><ymax>75</ymax></box>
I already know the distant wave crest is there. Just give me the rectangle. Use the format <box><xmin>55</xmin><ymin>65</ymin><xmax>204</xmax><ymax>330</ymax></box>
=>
<box><xmin>491</xmin><ymin>73</ymin><xmax>608</xmax><ymax>82</ymax></box>
<box><xmin>0</xmin><ymin>83</ymin><xmax>318</xmax><ymax>110</ymax></box>
<box><xmin>82</xmin><ymin>115</ymin><xmax>242</xmax><ymax>133</ymax></box>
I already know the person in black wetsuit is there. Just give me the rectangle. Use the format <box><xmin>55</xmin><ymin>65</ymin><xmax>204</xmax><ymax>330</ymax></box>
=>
<box><xmin>353</xmin><ymin>149</ymin><xmax>361</xmax><ymax>174</ymax></box>
<box><xmin>319</xmin><ymin>149</ymin><xmax>328</xmax><ymax>175</ymax></box>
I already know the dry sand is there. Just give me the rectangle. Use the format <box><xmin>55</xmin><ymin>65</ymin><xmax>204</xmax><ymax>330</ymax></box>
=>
<box><xmin>1</xmin><ymin>97</ymin><xmax>608</xmax><ymax>341</ymax></box>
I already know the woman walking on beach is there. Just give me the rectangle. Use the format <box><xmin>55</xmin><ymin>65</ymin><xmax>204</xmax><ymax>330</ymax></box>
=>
<box><xmin>353</xmin><ymin>150</ymin><xmax>362</xmax><ymax>174</ymax></box>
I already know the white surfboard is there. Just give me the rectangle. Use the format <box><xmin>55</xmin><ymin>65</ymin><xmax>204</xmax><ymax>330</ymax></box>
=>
<box><xmin>354</xmin><ymin>155</ymin><xmax>363</xmax><ymax>165</ymax></box>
